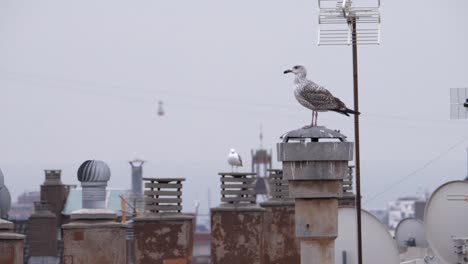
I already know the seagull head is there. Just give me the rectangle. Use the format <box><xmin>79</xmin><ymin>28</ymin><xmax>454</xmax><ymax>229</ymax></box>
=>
<box><xmin>283</xmin><ymin>65</ymin><xmax>307</xmax><ymax>78</ymax></box>
<box><xmin>229</xmin><ymin>148</ymin><xmax>236</xmax><ymax>153</ymax></box>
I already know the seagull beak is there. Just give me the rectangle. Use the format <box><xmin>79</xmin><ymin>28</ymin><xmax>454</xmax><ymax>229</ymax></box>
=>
<box><xmin>283</xmin><ymin>69</ymin><xmax>292</xmax><ymax>74</ymax></box>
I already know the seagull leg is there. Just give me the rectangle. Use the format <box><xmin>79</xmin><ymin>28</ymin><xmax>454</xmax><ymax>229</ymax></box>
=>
<box><xmin>314</xmin><ymin>111</ymin><xmax>318</xmax><ymax>126</ymax></box>
<box><xmin>310</xmin><ymin>111</ymin><xmax>315</xmax><ymax>127</ymax></box>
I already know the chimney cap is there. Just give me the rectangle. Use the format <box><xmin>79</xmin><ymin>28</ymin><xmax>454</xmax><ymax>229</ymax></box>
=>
<box><xmin>77</xmin><ymin>160</ymin><xmax>111</xmax><ymax>183</ymax></box>
<box><xmin>281</xmin><ymin>126</ymin><xmax>347</xmax><ymax>142</ymax></box>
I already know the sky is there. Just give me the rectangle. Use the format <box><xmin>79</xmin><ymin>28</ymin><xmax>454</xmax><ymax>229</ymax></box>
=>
<box><xmin>1</xmin><ymin>0</ymin><xmax>468</xmax><ymax>214</ymax></box>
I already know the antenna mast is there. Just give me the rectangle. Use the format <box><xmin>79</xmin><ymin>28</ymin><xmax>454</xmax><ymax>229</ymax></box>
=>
<box><xmin>318</xmin><ymin>1</ymin><xmax>382</xmax><ymax>263</ymax></box>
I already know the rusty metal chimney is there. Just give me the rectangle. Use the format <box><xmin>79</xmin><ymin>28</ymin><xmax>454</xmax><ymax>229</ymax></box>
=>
<box><xmin>211</xmin><ymin>172</ymin><xmax>265</xmax><ymax>264</ymax></box>
<box><xmin>260</xmin><ymin>169</ymin><xmax>299</xmax><ymax>264</ymax></box>
<box><xmin>133</xmin><ymin>178</ymin><xmax>194</xmax><ymax>264</ymax></box>
<box><xmin>277</xmin><ymin>127</ymin><xmax>353</xmax><ymax>264</ymax></box>
<box><xmin>62</xmin><ymin>159</ymin><xmax>127</xmax><ymax>263</ymax></box>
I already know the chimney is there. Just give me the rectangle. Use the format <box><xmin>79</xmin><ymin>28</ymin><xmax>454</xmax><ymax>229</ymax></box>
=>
<box><xmin>277</xmin><ymin>127</ymin><xmax>353</xmax><ymax>264</ymax></box>
<box><xmin>129</xmin><ymin>159</ymin><xmax>145</xmax><ymax>196</ymax></box>
<box><xmin>260</xmin><ymin>169</ymin><xmax>299</xmax><ymax>264</ymax></box>
<box><xmin>77</xmin><ymin>160</ymin><xmax>110</xmax><ymax>209</ymax></box>
<box><xmin>62</xmin><ymin>159</ymin><xmax>127</xmax><ymax>263</ymax></box>
<box><xmin>27</xmin><ymin>201</ymin><xmax>58</xmax><ymax>260</ymax></box>
<box><xmin>211</xmin><ymin>172</ymin><xmax>265</xmax><ymax>264</ymax></box>
<box><xmin>133</xmin><ymin>178</ymin><xmax>194</xmax><ymax>264</ymax></box>
<box><xmin>40</xmin><ymin>170</ymin><xmax>68</xmax><ymax>226</ymax></box>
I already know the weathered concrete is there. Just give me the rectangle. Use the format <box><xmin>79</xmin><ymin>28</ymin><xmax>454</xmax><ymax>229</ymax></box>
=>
<box><xmin>133</xmin><ymin>214</ymin><xmax>194</xmax><ymax>264</ymax></box>
<box><xmin>260</xmin><ymin>201</ymin><xmax>299</xmax><ymax>264</ymax></box>
<box><xmin>277</xmin><ymin>127</ymin><xmax>353</xmax><ymax>264</ymax></box>
<box><xmin>63</xmin><ymin>220</ymin><xmax>127</xmax><ymax>264</ymax></box>
<box><xmin>0</xmin><ymin>219</ymin><xmax>25</xmax><ymax>264</ymax></box>
<box><xmin>294</xmin><ymin>199</ymin><xmax>338</xmax><ymax>238</ymax></box>
<box><xmin>211</xmin><ymin>206</ymin><xmax>264</xmax><ymax>264</ymax></box>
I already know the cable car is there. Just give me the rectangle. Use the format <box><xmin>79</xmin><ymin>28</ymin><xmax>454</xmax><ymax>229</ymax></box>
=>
<box><xmin>157</xmin><ymin>101</ymin><xmax>165</xmax><ymax>116</ymax></box>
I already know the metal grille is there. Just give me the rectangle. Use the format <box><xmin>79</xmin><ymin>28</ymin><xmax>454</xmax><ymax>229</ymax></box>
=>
<box><xmin>143</xmin><ymin>178</ymin><xmax>184</xmax><ymax>213</ymax></box>
<box><xmin>343</xmin><ymin>166</ymin><xmax>355</xmax><ymax>195</ymax></box>
<box><xmin>318</xmin><ymin>0</ymin><xmax>381</xmax><ymax>45</ymax></box>
<box><xmin>268</xmin><ymin>169</ymin><xmax>291</xmax><ymax>200</ymax></box>
<box><xmin>219</xmin><ymin>173</ymin><xmax>257</xmax><ymax>204</ymax></box>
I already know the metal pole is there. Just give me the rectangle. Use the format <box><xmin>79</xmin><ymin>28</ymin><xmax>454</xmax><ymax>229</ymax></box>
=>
<box><xmin>351</xmin><ymin>17</ymin><xmax>363</xmax><ymax>264</ymax></box>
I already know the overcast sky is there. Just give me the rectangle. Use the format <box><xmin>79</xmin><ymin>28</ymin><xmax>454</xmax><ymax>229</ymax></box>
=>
<box><xmin>2</xmin><ymin>0</ymin><xmax>468</xmax><ymax>213</ymax></box>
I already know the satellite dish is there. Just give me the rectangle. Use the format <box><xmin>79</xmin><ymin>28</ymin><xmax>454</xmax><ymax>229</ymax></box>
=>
<box><xmin>425</xmin><ymin>180</ymin><xmax>468</xmax><ymax>263</ymax></box>
<box><xmin>395</xmin><ymin>218</ymin><xmax>428</xmax><ymax>250</ymax></box>
<box><xmin>450</xmin><ymin>88</ymin><xmax>468</xmax><ymax>119</ymax></box>
<box><xmin>335</xmin><ymin>207</ymin><xmax>399</xmax><ymax>264</ymax></box>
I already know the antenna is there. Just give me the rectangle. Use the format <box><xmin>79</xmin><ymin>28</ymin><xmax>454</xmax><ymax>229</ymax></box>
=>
<box><xmin>450</xmin><ymin>88</ymin><xmax>468</xmax><ymax>120</ymax></box>
<box><xmin>335</xmin><ymin>207</ymin><xmax>399</xmax><ymax>264</ymax></box>
<box><xmin>317</xmin><ymin>1</ymin><xmax>382</xmax><ymax>262</ymax></box>
<box><xmin>424</xmin><ymin>181</ymin><xmax>468</xmax><ymax>263</ymax></box>
<box><xmin>318</xmin><ymin>0</ymin><xmax>381</xmax><ymax>46</ymax></box>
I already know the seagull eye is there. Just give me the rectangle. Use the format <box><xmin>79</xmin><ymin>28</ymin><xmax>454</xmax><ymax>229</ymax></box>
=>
<box><xmin>293</xmin><ymin>66</ymin><xmax>298</xmax><ymax>70</ymax></box>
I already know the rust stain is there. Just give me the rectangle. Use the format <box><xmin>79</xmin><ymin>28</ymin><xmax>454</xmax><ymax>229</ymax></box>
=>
<box><xmin>0</xmin><ymin>240</ymin><xmax>24</xmax><ymax>264</ymax></box>
<box><xmin>63</xmin><ymin>226</ymin><xmax>127</xmax><ymax>264</ymax></box>
<box><xmin>72</xmin><ymin>231</ymin><xmax>84</xmax><ymax>241</ymax></box>
<box><xmin>211</xmin><ymin>211</ymin><xmax>263</xmax><ymax>264</ymax></box>
<box><xmin>163</xmin><ymin>258</ymin><xmax>187</xmax><ymax>264</ymax></box>
<box><xmin>262</xmin><ymin>205</ymin><xmax>300</xmax><ymax>264</ymax></box>
<box><xmin>134</xmin><ymin>219</ymin><xmax>194</xmax><ymax>264</ymax></box>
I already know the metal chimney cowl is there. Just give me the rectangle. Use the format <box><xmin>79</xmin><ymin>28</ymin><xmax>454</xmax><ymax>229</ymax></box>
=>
<box><xmin>73</xmin><ymin>160</ymin><xmax>115</xmax><ymax>220</ymax></box>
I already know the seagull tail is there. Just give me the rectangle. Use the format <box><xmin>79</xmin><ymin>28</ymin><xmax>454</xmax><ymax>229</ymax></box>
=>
<box><xmin>332</xmin><ymin>108</ymin><xmax>360</xmax><ymax>116</ymax></box>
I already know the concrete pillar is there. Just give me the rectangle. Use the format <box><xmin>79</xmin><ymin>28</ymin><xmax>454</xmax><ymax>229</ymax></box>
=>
<box><xmin>0</xmin><ymin>219</ymin><xmax>25</xmax><ymax>264</ymax></box>
<box><xmin>27</xmin><ymin>201</ymin><xmax>58</xmax><ymax>260</ymax></box>
<box><xmin>134</xmin><ymin>178</ymin><xmax>194</xmax><ymax>264</ymax></box>
<box><xmin>260</xmin><ymin>169</ymin><xmax>300</xmax><ymax>264</ymax></box>
<box><xmin>277</xmin><ymin>127</ymin><xmax>353</xmax><ymax>264</ymax></box>
<box><xmin>211</xmin><ymin>172</ymin><xmax>265</xmax><ymax>264</ymax></box>
<box><xmin>62</xmin><ymin>159</ymin><xmax>127</xmax><ymax>264</ymax></box>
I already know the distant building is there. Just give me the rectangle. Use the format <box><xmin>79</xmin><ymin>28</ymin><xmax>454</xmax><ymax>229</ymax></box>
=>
<box><xmin>387</xmin><ymin>196</ymin><xmax>427</xmax><ymax>230</ymax></box>
<box><xmin>251</xmin><ymin>128</ymin><xmax>272</xmax><ymax>199</ymax></box>
<box><xmin>8</xmin><ymin>191</ymin><xmax>40</xmax><ymax>220</ymax></box>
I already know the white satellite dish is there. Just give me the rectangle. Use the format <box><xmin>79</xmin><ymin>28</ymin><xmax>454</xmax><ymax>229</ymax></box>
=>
<box><xmin>335</xmin><ymin>207</ymin><xmax>399</xmax><ymax>264</ymax></box>
<box><xmin>395</xmin><ymin>218</ymin><xmax>428</xmax><ymax>250</ymax></box>
<box><xmin>425</xmin><ymin>180</ymin><xmax>468</xmax><ymax>263</ymax></box>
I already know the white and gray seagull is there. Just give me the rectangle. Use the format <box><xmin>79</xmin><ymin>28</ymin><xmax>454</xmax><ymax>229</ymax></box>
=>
<box><xmin>227</xmin><ymin>149</ymin><xmax>243</xmax><ymax>172</ymax></box>
<box><xmin>284</xmin><ymin>65</ymin><xmax>359</xmax><ymax>127</ymax></box>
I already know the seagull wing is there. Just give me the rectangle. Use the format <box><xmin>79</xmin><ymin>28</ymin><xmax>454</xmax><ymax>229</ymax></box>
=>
<box><xmin>299</xmin><ymin>83</ymin><xmax>343</xmax><ymax>109</ymax></box>
<box><xmin>238</xmin><ymin>154</ymin><xmax>243</xmax><ymax>166</ymax></box>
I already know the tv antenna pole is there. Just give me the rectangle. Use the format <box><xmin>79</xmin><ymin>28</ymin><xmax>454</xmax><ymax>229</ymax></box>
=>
<box><xmin>318</xmin><ymin>1</ymin><xmax>381</xmax><ymax>263</ymax></box>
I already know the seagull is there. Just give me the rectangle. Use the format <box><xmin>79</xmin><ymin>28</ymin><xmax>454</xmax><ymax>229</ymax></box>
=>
<box><xmin>284</xmin><ymin>65</ymin><xmax>359</xmax><ymax>127</ymax></box>
<box><xmin>227</xmin><ymin>149</ymin><xmax>243</xmax><ymax>172</ymax></box>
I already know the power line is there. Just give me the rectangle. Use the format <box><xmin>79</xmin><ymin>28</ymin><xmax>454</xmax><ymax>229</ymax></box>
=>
<box><xmin>2</xmin><ymin>70</ymin><xmax>468</xmax><ymax>126</ymax></box>
<box><xmin>364</xmin><ymin>135</ymin><xmax>468</xmax><ymax>205</ymax></box>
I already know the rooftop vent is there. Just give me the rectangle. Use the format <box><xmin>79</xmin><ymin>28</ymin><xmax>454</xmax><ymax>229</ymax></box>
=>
<box><xmin>219</xmin><ymin>173</ymin><xmax>257</xmax><ymax>205</ymax></box>
<box><xmin>268</xmin><ymin>169</ymin><xmax>291</xmax><ymax>201</ymax></box>
<box><xmin>143</xmin><ymin>178</ymin><xmax>184</xmax><ymax>214</ymax></box>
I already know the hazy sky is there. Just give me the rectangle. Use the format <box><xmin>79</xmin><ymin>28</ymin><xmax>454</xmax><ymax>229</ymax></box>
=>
<box><xmin>2</xmin><ymin>0</ymin><xmax>468</xmax><ymax>213</ymax></box>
